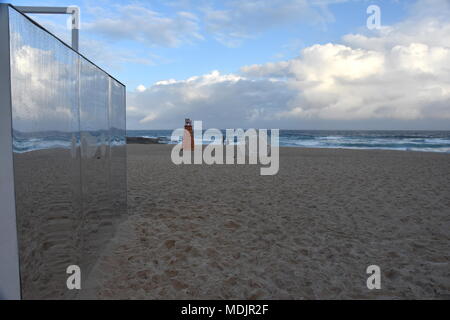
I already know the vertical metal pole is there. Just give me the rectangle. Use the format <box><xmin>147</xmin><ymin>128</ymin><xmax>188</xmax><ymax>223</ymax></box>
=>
<box><xmin>0</xmin><ymin>4</ymin><xmax>22</xmax><ymax>300</ymax></box>
<box><xmin>72</xmin><ymin>27</ymin><xmax>79</xmax><ymax>52</ymax></box>
<box><xmin>67</xmin><ymin>6</ymin><xmax>79</xmax><ymax>51</ymax></box>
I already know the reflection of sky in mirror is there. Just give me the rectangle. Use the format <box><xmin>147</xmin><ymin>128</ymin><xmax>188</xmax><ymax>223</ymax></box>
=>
<box><xmin>79</xmin><ymin>57</ymin><xmax>109</xmax><ymax>132</ymax></box>
<box><xmin>9</xmin><ymin>7</ymin><xmax>79</xmax><ymax>134</ymax></box>
<box><xmin>8</xmin><ymin>7</ymin><xmax>126</xmax><ymax>153</ymax></box>
<box><xmin>109</xmin><ymin>79</ymin><xmax>127</xmax><ymax>145</ymax></box>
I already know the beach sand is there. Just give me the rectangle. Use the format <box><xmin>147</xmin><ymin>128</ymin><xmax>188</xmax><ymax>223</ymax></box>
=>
<box><xmin>80</xmin><ymin>144</ymin><xmax>450</xmax><ymax>299</ymax></box>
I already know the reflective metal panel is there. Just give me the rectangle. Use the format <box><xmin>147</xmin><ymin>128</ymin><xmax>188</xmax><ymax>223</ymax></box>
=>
<box><xmin>8</xmin><ymin>6</ymin><xmax>127</xmax><ymax>299</ymax></box>
<box><xmin>109</xmin><ymin>79</ymin><xmax>127</xmax><ymax>219</ymax></box>
<box><xmin>0</xmin><ymin>4</ymin><xmax>21</xmax><ymax>300</ymax></box>
<box><xmin>9</xmin><ymin>7</ymin><xmax>82</xmax><ymax>299</ymax></box>
<box><xmin>79</xmin><ymin>57</ymin><xmax>115</xmax><ymax>276</ymax></box>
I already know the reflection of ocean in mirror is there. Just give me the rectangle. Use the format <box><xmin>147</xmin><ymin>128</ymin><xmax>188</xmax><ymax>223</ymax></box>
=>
<box><xmin>13</xmin><ymin>130</ymin><xmax>125</xmax><ymax>153</ymax></box>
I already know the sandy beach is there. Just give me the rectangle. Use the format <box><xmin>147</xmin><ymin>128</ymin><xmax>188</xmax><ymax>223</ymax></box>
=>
<box><xmin>80</xmin><ymin>144</ymin><xmax>450</xmax><ymax>299</ymax></box>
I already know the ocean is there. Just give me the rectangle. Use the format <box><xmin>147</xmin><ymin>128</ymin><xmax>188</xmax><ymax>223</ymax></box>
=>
<box><xmin>12</xmin><ymin>130</ymin><xmax>450</xmax><ymax>153</ymax></box>
<box><xmin>127</xmin><ymin>130</ymin><xmax>450</xmax><ymax>153</ymax></box>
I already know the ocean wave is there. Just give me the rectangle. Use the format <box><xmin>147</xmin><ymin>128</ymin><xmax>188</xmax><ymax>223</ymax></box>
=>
<box><xmin>125</xmin><ymin>130</ymin><xmax>450</xmax><ymax>154</ymax></box>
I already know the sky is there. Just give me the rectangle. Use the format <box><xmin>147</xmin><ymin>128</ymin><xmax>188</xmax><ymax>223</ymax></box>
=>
<box><xmin>4</xmin><ymin>0</ymin><xmax>450</xmax><ymax>130</ymax></box>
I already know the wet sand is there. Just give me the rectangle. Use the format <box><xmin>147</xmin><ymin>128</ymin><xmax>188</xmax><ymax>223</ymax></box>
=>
<box><xmin>80</xmin><ymin>144</ymin><xmax>450</xmax><ymax>299</ymax></box>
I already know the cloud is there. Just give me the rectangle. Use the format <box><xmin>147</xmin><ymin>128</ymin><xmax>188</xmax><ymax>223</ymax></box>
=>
<box><xmin>84</xmin><ymin>5</ymin><xmax>203</xmax><ymax>47</ymax></box>
<box><xmin>127</xmin><ymin>0</ymin><xmax>450</xmax><ymax>130</ymax></box>
<box><xmin>127</xmin><ymin>70</ymin><xmax>295</xmax><ymax>129</ymax></box>
<box><xmin>79</xmin><ymin>39</ymin><xmax>159</xmax><ymax>70</ymax></box>
<box><xmin>250</xmin><ymin>42</ymin><xmax>450</xmax><ymax>122</ymax></box>
<box><xmin>203</xmin><ymin>0</ymin><xmax>339</xmax><ymax>47</ymax></box>
<box><xmin>342</xmin><ymin>0</ymin><xmax>450</xmax><ymax>52</ymax></box>
<box><xmin>136</xmin><ymin>84</ymin><xmax>147</xmax><ymax>92</ymax></box>
<box><xmin>23</xmin><ymin>16</ymin><xmax>158</xmax><ymax>71</ymax></box>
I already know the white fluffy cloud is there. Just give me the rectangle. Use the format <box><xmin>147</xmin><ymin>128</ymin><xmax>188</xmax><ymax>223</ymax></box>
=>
<box><xmin>136</xmin><ymin>84</ymin><xmax>147</xmax><ymax>92</ymax></box>
<box><xmin>243</xmin><ymin>41</ymin><xmax>450</xmax><ymax>121</ymax></box>
<box><xmin>128</xmin><ymin>0</ymin><xmax>450</xmax><ymax>129</ymax></box>
<box><xmin>127</xmin><ymin>70</ymin><xmax>295</xmax><ymax>129</ymax></box>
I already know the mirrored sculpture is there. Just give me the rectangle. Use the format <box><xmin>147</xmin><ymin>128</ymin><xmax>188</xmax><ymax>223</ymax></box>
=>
<box><xmin>0</xmin><ymin>4</ymin><xmax>127</xmax><ymax>299</ymax></box>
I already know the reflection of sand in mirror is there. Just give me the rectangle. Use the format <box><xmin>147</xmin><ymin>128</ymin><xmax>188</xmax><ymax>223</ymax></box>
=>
<box><xmin>14</xmin><ymin>148</ymin><xmax>82</xmax><ymax>299</ymax></box>
<box><xmin>80</xmin><ymin>132</ymin><xmax>114</xmax><ymax>276</ymax></box>
<box><xmin>14</xmin><ymin>146</ymin><xmax>125</xmax><ymax>299</ymax></box>
<box><xmin>110</xmin><ymin>144</ymin><xmax>128</xmax><ymax>219</ymax></box>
